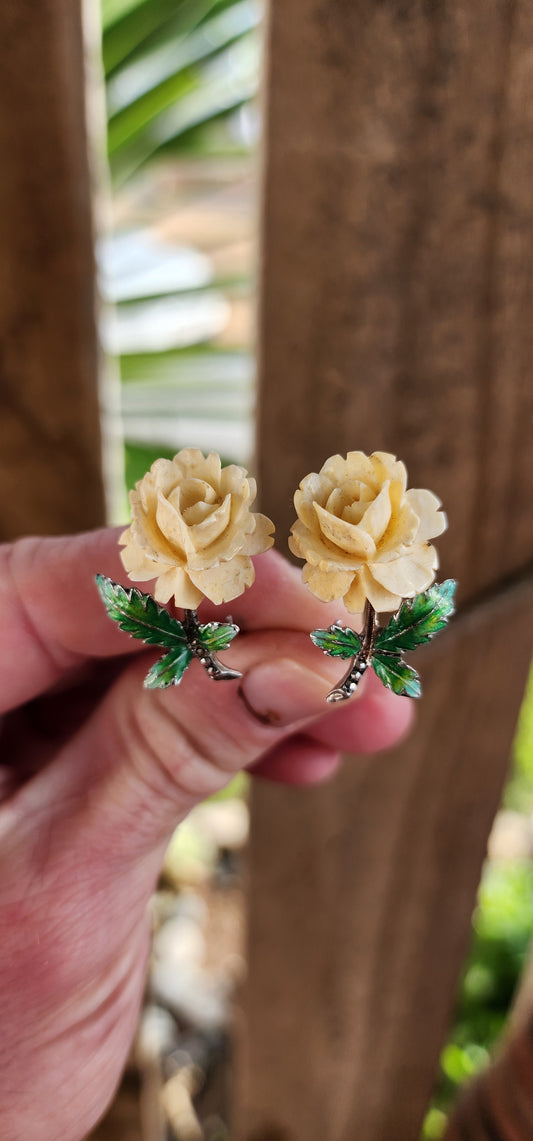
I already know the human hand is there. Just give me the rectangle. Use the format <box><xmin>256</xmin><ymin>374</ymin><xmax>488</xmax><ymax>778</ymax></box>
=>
<box><xmin>0</xmin><ymin>528</ymin><xmax>412</xmax><ymax>1141</ymax></box>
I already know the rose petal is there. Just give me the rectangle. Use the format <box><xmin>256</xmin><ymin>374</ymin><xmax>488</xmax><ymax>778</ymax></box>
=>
<box><xmin>168</xmin><ymin>568</ymin><xmax>205</xmax><ymax>609</ymax></box>
<box><xmin>220</xmin><ymin>464</ymin><xmax>253</xmax><ymax>502</ymax></box>
<box><xmin>294</xmin><ymin>488</ymin><xmax>322</xmax><ymax>531</ymax></box>
<box><xmin>178</xmin><ymin>499</ymin><xmax>217</xmax><ymax>525</ymax></box>
<box><xmin>172</xmin><ymin>449</ymin><xmax>222</xmax><ymax>491</ymax></box>
<box><xmin>129</xmin><ymin>507</ymin><xmax>181</xmax><ymax>564</ymax></box>
<box><xmin>230</xmin><ymin>481</ymin><xmax>257</xmax><ymax>529</ymax></box>
<box><xmin>322</xmin><ymin>452</ymin><xmax>379</xmax><ymax>490</ymax></box>
<box><xmin>243</xmin><ymin>513</ymin><xmax>275</xmax><ymax>556</ymax></box>
<box><xmin>139</xmin><ymin>459</ymin><xmax>180</xmax><ymax>508</ymax></box>
<box><xmin>175</xmin><ymin>479</ymin><xmax>217</xmax><ymax>516</ymax></box>
<box><xmin>378</xmin><ymin>501</ymin><xmax>420</xmax><ymax>556</ymax></box>
<box><xmin>406</xmin><ymin>488</ymin><xmax>447</xmax><ymax>542</ymax></box>
<box><xmin>188</xmin><ymin>493</ymin><xmax>232</xmax><ymax>551</ymax></box>
<box><xmin>342</xmin><ymin>574</ymin><xmax>366</xmax><ymax>614</ymax></box>
<box><xmin>360</xmin><ymin>566</ymin><xmax>402</xmax><ymax>612</ymax></box>
<box><xmin>327</xmin><ymin>481</ymin><xmax>374</xmax><ymax>521</ymax></box>
<box><xmin>302</xmin><ymin>563</ymin><xmax>354</xmax><ymax>602</ymax></box>
<box><xmin>156</xmin><ymin>491</ymin><xmax>189</xmax><ymax>555</ymax></box>
<box><xmin>299</xmin><ymin>471</ymin><xmax>334</xmax><ymax>505</ymax></box>
<box><xmin>188</xmin><ymin>555</ymin><xmax>255</xmax><ymax>605</ymax></box>
<box><xmin>186</xmin><ymin>522</ymin><xmax>251</xmax><ymax>571</ymax></box>
<box><xmin>360</xmin><ymin>481</ymin><xmax>392</xmax><ymax>543</ymax></box>
<box><xmin>288</xmin><ymin>522</ymin><xmax>364</xmax><ymax>570</ymax></box>
<box><xmin>387</xmin><ymin>477</ymin><xmax>406</xmax><ymax>520</ymax></box>
<box><xmin>369</xmin><ymin>542</ymin><xmax>437</xmax><ymax>597</ymax></box>
<box><xmin>340</xmin><ymin>500</ymin><xmax>369</xmax><ymax>525</ymax></box>
<box><xmin>287</xmin><ymin>528</ymin><xmax>306</xmax><ymax>561</ymax></box>
<box><xmin>152</xmin><ymin>567</ymin><xmax>201</xmax><ymax>608</ymax></box>
<box><xmin>370</xmin><ymin>452</ymin><xmax>407</xmax><ymax>493</ymax></box>
<box><xmin>120</xmin><ymin>540</ymin><xmax>168</xmax><ymax>581</ymax></box>
<box><xmin>313</xmin><ymin>502</ymin><xmax>376</xmax><ymax>558</ymax></box>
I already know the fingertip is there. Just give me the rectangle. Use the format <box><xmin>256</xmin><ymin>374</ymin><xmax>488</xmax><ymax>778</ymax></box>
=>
<box><xmin>358</xmin><ymin>687</ymin><xmax>415</xmax><ymax>752</ymax></box>
<box><xmin>310</xmin><ymin>671</ymin><xmax>415</xmax><ymax>755</ymax></box>
<box><xmin>248</xmin><ymin>734</ymin><xmax>341</xmax><ymax>786</ymax></box>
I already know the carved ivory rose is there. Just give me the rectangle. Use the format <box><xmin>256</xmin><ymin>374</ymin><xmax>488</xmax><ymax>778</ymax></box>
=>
<box><xmin>120</xmin><ymin>449</ymin><xmax>274</xmax><ymax>608</ymax></box>
<box><xmin>289</xmin><ymin>451</ymin><xmax>447</xmax><ymax>613</ymax></box>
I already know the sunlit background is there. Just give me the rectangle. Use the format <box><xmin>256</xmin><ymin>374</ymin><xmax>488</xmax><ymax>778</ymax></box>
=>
<box><xmin>90</xmin><ymin>3</ymin><xmax>533</xmax><ymax>1138</ymax></box>
<box><xmin>98</xmin><ymin>0</ymin><xmax>260</xmax><ymax>510</ymax></box>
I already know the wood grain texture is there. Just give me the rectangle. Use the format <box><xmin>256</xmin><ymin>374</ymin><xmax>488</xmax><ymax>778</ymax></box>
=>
<box><xmin>239</xmin><ymin>587</ymin><xmax>533</xmax><ymax>1141</ymax></box>
<box><xmin>0</xmin><ymin>0</ymin><xmax>106</xmax><ymax>539</ymax></box>
<box><xmin>256</xmin><ymin>0</ymin><xmax>533</xmax><ymax>601</ymax></box>
<box><xmin>240</xmin><ymin>1</ymin><xmax>533</xmax><ymax>1137</ymax></box>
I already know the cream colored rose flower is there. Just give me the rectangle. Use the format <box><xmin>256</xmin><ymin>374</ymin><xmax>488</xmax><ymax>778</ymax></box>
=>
<box><xmin>120</xmin><ymin>449</ymin><xmax>274</xmax><ymax>608</ymax></box>
<box><xmin>289</xmin><ymin>451</ymin><xmax>447</xmax><ymax>613</ymax></box>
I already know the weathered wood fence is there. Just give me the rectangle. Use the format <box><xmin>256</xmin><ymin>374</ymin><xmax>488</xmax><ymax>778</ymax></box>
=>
<box><xmin>2</xmin><ymin>1</ymin><xmax>533</xmax><ymax>1139</ymax></box>
<box><xmin>0</xmin><ymin>0</ymin><xmax>106</xmax><ymax>538</ymax></box>
<box><xmin>240</xmin><ymin>2</ymin><xmax>533</xmax><ymax>1138</ymax></box>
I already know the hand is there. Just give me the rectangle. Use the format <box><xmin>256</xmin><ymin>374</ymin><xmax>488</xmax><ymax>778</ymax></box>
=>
<box><xmin>0</xmin><ymin>528</ymin><xmax>412</xmax><ymax>1141</ymax></box>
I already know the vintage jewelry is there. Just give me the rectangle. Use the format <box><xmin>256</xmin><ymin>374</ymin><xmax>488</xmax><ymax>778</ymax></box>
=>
<box><xmin>289</xmin><ymin>450</ymin><xmax>455</xmax><ymax>701</ymax></box>
<box><xmin>96</xmin><ymin>449</ymin><xmax>274</xmax><ymax>688</ymax></box>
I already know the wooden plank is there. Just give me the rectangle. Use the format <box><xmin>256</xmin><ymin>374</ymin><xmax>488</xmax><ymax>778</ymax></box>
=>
<box><xmin>239</xmin><ymin>1</ymin><xmax>533</xmax><ymax>1137</ymax></box>
<box><xmin>239</xmin><ymin>585</ymin><xmax>533</xmax><ymax>1140</ymax></box>
<box><xmin>0</xmin><ymin>0</ymin><xmax>106</xmax><ymax>539</ymax></box>
<box><xmin>256</xmin><ymin>0</ymin><xmax>533</xmax><ymax>601</ymax></box>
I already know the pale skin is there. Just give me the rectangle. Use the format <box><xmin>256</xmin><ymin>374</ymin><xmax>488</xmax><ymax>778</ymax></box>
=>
<box><xmin>0</xmin><ymin>528</ymin><xmax>413</xmax><ymax>1141</ymax></box>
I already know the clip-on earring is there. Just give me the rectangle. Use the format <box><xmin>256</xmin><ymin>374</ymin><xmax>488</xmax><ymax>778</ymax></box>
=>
<box><xmin>96</xmin><ymin>449</ymin><xmax>274</xmax><ymax>689</ymax></box>
<box><xmin>288</xmin><ymin>451</ymin><xmax>455</xmax><ymax>702</ymax></box>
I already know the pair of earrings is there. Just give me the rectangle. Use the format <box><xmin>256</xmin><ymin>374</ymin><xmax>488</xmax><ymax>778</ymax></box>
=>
<box><xmin>96</xmin><ymin>448</ymin><xmax>455</xmax><ymax>703</ymax></box>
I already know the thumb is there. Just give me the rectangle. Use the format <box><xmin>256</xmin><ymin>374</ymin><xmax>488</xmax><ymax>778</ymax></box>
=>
<box><xmin>13</xmin><ymin>630</ymin><xmax>346</xmax><ymax>864</ymax></box>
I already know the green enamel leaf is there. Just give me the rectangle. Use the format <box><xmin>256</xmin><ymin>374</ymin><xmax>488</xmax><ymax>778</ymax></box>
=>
<box><xmin>311</xmin><ymin>625</ymin><xmax>362</xmax><ymax>659</ymax></box>
<box><xmin>95</xmin><ymin>574</ymin><xmax>186</xmax><ymax>649</ymax></box>
<box><xmin>144</xmin><ymin>646</ymin><xmax>193</xmax><ymax>689</ymax></box>
<box><xmin>374</xmin><ymin>579</ymin><xmax>457</xmax><ymax>656</ymax></box>
<box><xmin>371</xmin><ymin>652</ymin><xmax>422</xmax><ymax>699</ymax></box>
<box><xmin>197</xmin><ymin>622</ymin><xmax>239</xmax><ymax>653</ymax></box>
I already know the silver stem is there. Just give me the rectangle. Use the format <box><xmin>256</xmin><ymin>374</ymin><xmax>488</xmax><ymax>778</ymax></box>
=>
<box><xmin>326</xmin><ymin>601</ymin><xmax>376</xmax><ymax>703</ymax></box>
<box><xmin>183</xmin><ymin>609</ymin><xmax>242</xmax><ymax>682</ymax></box>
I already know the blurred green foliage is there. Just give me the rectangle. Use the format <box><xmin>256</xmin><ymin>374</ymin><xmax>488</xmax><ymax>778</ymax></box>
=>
<box><xmin>422</xmin><ymin>675</ymin><xmax>533</xmax><ymax>1138</ymax></box>
<box><xmin>102</xmin><ymin>0</ymin><xmax>260</xmax><ymax>184</ymax></box>
<box><xmin>101</xmin><ymin>0</ymin><xmax>257</xmax><ymax>473</ymax></box>
<box><xmin>506</xmin><ymin>666</ymin><xmax>533</xmax><ymax>813</ymax></box>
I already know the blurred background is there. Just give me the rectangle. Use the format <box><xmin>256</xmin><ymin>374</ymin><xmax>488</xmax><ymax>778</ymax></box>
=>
<box><xmin>83</xmin><ymin>2</ymin><xmax>533</xmax><ymax>1139</ymax></box>
<box><xmin>97</xmin><ymin>0</ymin><xmax>261</xmax><ymax>509</ymax></box>
<box><xmin>91</xmin><ymin>5</ymin><xmax>260</xmax><ymax>1137</ymax></box>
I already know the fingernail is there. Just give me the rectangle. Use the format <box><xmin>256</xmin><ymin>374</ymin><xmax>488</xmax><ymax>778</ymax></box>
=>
<box><xmin>240</xmin><ymin>658</ymin><xmax>330</xmax><ymax>727</ymax></box>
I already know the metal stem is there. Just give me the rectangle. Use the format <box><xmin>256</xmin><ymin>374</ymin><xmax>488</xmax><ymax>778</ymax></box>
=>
<box><xmin>182</xmin><ymin>607</ymin><xmax>199</xmax><ymax>640</ymax></box>
<box><xmin>326</xmin><ymin>601</ymin><xmax>377</xmax><ymax>703</ymax></box>
<box><xmin>183</xmin><ymin>608</ymin><xmax>242</xmax><ymax>682</ymax></box>
<box><xmin>361</xmin><ymin>600</ymin><xmax>377</xmax><ymax>656</ymax></box>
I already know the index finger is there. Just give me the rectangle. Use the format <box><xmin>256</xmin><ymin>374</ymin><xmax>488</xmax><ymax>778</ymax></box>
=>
<box><xmin>0</xmin><ymin>527</ymin><xmax>353</xmax><ymax>712</ymax></box>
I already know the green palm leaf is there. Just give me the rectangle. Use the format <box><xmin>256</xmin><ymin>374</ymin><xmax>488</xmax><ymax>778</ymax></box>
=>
<box><xmin>110</xmin><ymin>35</ymin><xmax>258</xmax><ymax>182</ymax></box>
<box><xmin>106</xmin><ymin>3</ymin><xmax>258</xmax><ymax>118</ymax></box>
<box><xmin>103</xmin><ymin>0</ymin><xmax>207</xmax><ymax>74</ymax></box>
